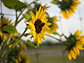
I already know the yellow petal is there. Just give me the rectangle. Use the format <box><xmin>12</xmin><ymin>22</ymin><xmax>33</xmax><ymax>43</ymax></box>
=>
<box><xmin>30</xmin><ymin>11</ymin><xmax>36</xmax><ymax>22</ymax></box>
<box><xmin>71</xmin><ymin>50</ymin><xmax>76</xmax><ymax>59</ymax></box>
<box><xmin>75</xmin><ymin>30</ymin><xmax>82</xmax><ymax>36</ymax></box>
<box><xmin>67</xmin><ymin>52</ymin><xmax>72</xmax><ymax>60</ymax></box>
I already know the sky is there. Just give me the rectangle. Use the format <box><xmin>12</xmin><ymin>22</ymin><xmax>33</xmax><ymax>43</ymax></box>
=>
<box><xmin>0</xmin><ymin>0</ymin><xmax>84</xmax><ymax>43</ymax></box>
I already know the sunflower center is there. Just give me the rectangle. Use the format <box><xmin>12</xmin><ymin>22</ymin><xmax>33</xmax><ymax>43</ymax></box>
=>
<box><xmin>1</xmin><ymin>24</ymin><xmax>9</xmax><ymax>33</ymax></box>
<box><xmin>34</xmin><ymin>19</ymin><xmax>45</xmax><ymax>34</ymax></box>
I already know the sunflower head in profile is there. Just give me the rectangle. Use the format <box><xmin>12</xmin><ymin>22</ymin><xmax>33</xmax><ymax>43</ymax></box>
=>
<box><xmin>46</xmin><ymin>16</ymin><xmax>58</xmax><ymax>34</ymax></box>
<box><xmin>0</xmin><ymin>17</ymin><xmax>15</xmax><ymax>40</ymax></box>
<box><xmin>60</xmin><ymin>0</ymin><xmax>81</xmax><ymax>19</ymax></box>
<box><xmin>65</xmin><ymin>30</ymin><xmax>84</xmax><ymax>60</ymax></box>
<box><xmin>26</xmin><ymin>6</ymin><xmax>51</xmax><ymax>44</ymax></box>
<box><xmin>51</xmin><ymin>0</ymin><xmax>81</xmax><ymax>19</ymax></box>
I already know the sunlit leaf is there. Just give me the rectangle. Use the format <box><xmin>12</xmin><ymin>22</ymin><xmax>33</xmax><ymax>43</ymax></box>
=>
<box><xmin>52</xmin><ymin>32</ymin><xmax>60</xmax><ymax>36</ymax></box>
<box><xmin>36</xmin><ymin>42</ymin><xmax>39</xmax><ymax>47</ymax></box>
<box><xmin>51</xmin><ymin>0</ymin><xmax>60</xmax><ymax>5</ymax></box>
<box><xmin>27</xmin><ymin>40</ymin><xmax>35</xmax><ymax>47</ymax></box>
<box><xmin>2</xmin><ymin>25</ymin><xmax>17</xmax><ymax>33</ymax></box>
<box><xmin>24</xmin><ymin>14</ymin><xmax>30</xmax><ymax>21</ymax></box>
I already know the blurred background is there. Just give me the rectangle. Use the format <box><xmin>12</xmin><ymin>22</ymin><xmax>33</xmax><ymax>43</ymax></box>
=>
<box><xmin>0</xmin><ymin>0</ymin><xmax>84</xmax><ymax>63</ymax></box>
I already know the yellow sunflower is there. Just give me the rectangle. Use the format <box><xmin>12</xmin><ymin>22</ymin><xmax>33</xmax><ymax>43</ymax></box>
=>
<box><xmin>66</xmin><ymin>30</ymin><xmax>84</xmax><ymax>60</ymax></box>
<box><xmin>47</xmin><ymin>16</ymin><xmax>58</xmax><ymax>34</ymax></box>
<box><xmin>61</xmin><ymin>0</ymin><xmax>81</xmax><ymax>19</ymax></box>
<box><xmin>26</xmin><ymin>6</ymin><xmax>51</xmax><ymax>44</ymax></box>
<box><xmin>21</xmin><ymin>55</ymin><xmax>30</xmax><ymax>63</ymax></box>
<box><xmin>0</xmin><ymin>17</ymin><xmax>15</xmax><ymax>40</ymax></box>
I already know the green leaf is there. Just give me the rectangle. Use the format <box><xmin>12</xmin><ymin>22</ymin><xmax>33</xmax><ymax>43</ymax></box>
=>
<box><xmin>2</xmin><ymin>25</ymin><xmax>17</xmax><ymax>33</ymax></box>
<box><xmin>23</xmin><ymin>33</ymin><xmax>29</xmax><ymax>37</ymax></box>
<box><xmin>21</xmin><ymin>39</ymin><xmax>26</xmax><ymax>44</ymax></box>
<box><xmin>51</xmin><ymin>0</ymin><xmax>59</xmax><ymax>5</ymax></box>
<box><xmin>24</xmin><ymin>14</ymin><xmax>30</xmax><ymax>21</ymax></box>
<box><xmin>15</xmin><ymin>1</ymin><xmax>27</xmax><ymax>11</ymax></box>
<box><xmin>27</xmin><ymin>40</ymin><xmax>35</xmax><ymax>47</ymax></box>
<box><xmin>36</xmin><ymin>42</ymin><xmax>39</xmax><ymax>47</ymax></box>
<box><xmin>1</xmin><ymin>0</ymin><xmax>27</xmax><ymax>11</ymax></box>
<box><xmin>52</xmin><ymin>32</ymin><xmax>60</xmax><ymax>36</ymax></box>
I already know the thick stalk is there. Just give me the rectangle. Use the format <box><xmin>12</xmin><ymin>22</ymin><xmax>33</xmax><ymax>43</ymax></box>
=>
<box><xmin>0</xmin><ymin>28</ymin><xmax>27</xmax><ymax>62</ymax></box>
<box><xmin>0</xmin><ymin>33</ymin><xmax>12</xmax><ymax>57</ymax></box>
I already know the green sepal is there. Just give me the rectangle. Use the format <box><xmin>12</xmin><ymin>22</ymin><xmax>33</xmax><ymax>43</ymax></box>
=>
<box><xmin>2</xmin><ymin>25</ymin><xmax>18</xmax><ymax>33</ymax></box>
<box><xmin>27</xmin><ymin>40</ymin><xmax>35</xmax><ymax>47</ymax></box>
<box><xmin>23</xmin><ymin>33</ymin><xmax>29</xmax><ymax>37</ymax></box>
<box><xmin>52</xmin><ymin>32</ymin><xmax>60</xmax><ymax>36</ymax></box>
<box><xmin>35</xmin><ymin>42</ymin><xmax>39</xmax><ymax>47</ymax></box>
<box><xmin>1</xmin><ymin>0</ymin><xmax>27</xmax><ymax>11</ymax></box>
<box><xmin>24</xmin><ymin>14</ymin><xmax>30</xmax><ymax>21</ymax></box>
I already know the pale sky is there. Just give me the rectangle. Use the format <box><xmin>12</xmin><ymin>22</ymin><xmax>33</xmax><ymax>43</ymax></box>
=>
<box><xmin>0</xmin><ymin>0</ymin><xmax>84</xmax><ymax>43</ymax></box>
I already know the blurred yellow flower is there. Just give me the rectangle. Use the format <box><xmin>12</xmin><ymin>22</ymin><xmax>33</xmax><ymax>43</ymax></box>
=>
<box><xmin>47</xmin><ymin>16</ymin><xmax>58</xmax><ymax>34</ymax></box>
<box><xmin>0</xmin><ymin>17</ymin><xmax>16</xmax><ymax>40</ymax></box>
<box><xmin>61</xmin><ymin>0</ymin><xmax>81</xmax><ymax>19</ymax></box>
<box><xmin>15</xmin><ymin>59</ymin><xmax>18</xmax><ymax>63</ymax></box>
<box><xmin>26</xmin><ymin>6</ymin><xmax>51</xmax><ymax>44</ymax></box>
<box><xmin>67</xmin><ymin>30</ymin><xmax>84</xmax><ymax>60</ymax></box>
<box><xmin>21</xmin><ymin>55</ymin><xmax>30</xmax><ymax>63</ymax></box>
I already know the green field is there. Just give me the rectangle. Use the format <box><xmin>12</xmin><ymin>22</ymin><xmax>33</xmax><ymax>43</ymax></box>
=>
<box><xmin>24</xmin><ymin>44</ymin><xmax>84</xmax><ymax>63</ymax></box>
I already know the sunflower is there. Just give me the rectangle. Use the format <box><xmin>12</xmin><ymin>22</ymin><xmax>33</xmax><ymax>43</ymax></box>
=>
<box><xmin>65</xmin><ymin>30</ymin><xmax>84</xmax><ymax>60</ymax></box>
<box><xmin>21</xmin><ymin>55</ymin><xmax>30</xmax><ymax>63</ymax></box>
<box><xmin>26</xmin><ymin>6</ymin><xmax>51</xmax><ymax>44</ymax></box>
<box><xmin>0</xmin><ymin>17</ymin><xmax>15</xmax><ymax>40</ymax></box>
<box><xmin>60</xmin><ymin>0</ymin><xmax>81</xmax><ymax>19</ymax></box>
<box><xmin>47</xmin><ymin>16</ymin><xmax>58</xmax><ymax>34</ymax></box>
<box><xmin>7</xmin><ymin>42</ymin><xmax>28</xmax><ymax>63</ymax></box>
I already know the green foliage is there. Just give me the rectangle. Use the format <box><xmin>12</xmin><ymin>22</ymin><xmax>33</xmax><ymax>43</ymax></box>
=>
<box><xmin>24</xmin><ymin>14</ymin><xmax>30</xmax><ymax>21</ymax></box>
<box><xmin>51</xmin><ymin>0</ymin><xmax>60</xmax><ymax>5</ymax></box>
<box><xmin>52</xmin><ymin>32</ymin><xmax>60</xmax><ymax>36</ymax></box>
<box><xmin>1</xmin><ymin>0</ymin><xmax>27</xmax><ymax>11</ymax></box>
<box><xmin>2</xmin><ymin>25</ymin><xmax>17</xmax><ymax>33</ymax></box>
<box><xmin>23</xmin><ymin>33</ymin><xmax>29</xmax><ymax>37</ymax></box>
<box><xmin>27</xmin><ymin>40</ymin><xmax>35</xmax><ymax>47</ymax></box>
<box><xmin>34</xmin><ymin>42</ymin><xmax>39</xmax><ymax>47</ymax></box>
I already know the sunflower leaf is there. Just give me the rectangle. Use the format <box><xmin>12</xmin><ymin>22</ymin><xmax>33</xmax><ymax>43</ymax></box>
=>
<box><xmin>51</xmin><ymin>0</ymin><xmax>60</xmax><ymax>5</ymax></box>
<box><xmin>1</xmin><ymin>0</ymin><xmax>27</xmax><ymax>11</ymax></box>
<box><xmin>2</xmin><ymin>25</ymin><xmax>18</xmax><ymax>33</ymax></box>
<box><xmin>24</xmin><ymin>14</ymin><xmax>30</xmax><ymax>21</ymax></box>
<box><xmin>52</xmin><ymin>32</ymin><xmax>60</xmax><ymax>36</ymax></box>
<box><xmin>36</xmin><ymin>42</ymin><xmax>39</xmax><ymax>47</ymax></box>
<box><xmin>27</xmin><ymin>40</ymin><xmax>35</xmax><ymax>47</ymax></box>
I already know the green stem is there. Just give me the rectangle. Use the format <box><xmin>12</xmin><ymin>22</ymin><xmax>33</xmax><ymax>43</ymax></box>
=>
<box><xmin>0</xmin><ymin>28</ymin><xmax>27</xmax><ymax>62</ymax></box>
<box><xmin>0</xmin><ymin>34</ymin><xmax>12</xmax><ymax>57</ymax></box>
<box><xmin>45</xmin><ymin>34</ymin><xmax>67</xmax><ymax>44</ymax></box>
<box><xmin>7</xmin><ymin>34</ymin><xmax>12</xmax><ymax>45</ymax></box>
<box><xmin>17</xmin><ymin>8</ymin><xmax>26</xmax><ymax>19</ymax></box>
<box><xmin>14</xmin><ymin>10</ymin><xmax>18</xmax><ymax>26</ymax></box>
<box><xmin>15</xmin><ymin>16</ymin><xmax>24</xmax><ymax>26</ymax></box>
<box><xmin>45</xmin><ymin>34</ymin><xmax>61</xmax><ymax>42</ymax></box>
<box><xmin>0</xmin><ymin>40</ymin><xmax>5</xmax><ymax>50</ymax></box>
